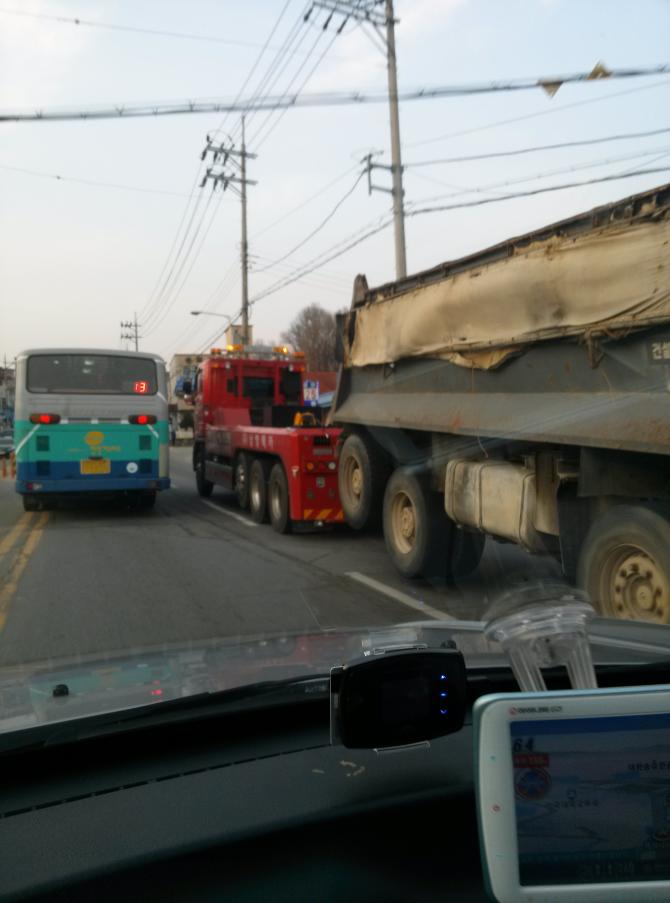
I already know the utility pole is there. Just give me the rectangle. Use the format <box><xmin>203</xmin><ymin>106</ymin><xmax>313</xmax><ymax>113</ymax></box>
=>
<box><xmin>200</xmin><ymin>123</ymin><xmax>257</xmax><ymax>345</ymax></box>
<box><xmin>385</xmin><ymin>0</ymin><xmax>406</xmax><ymax>278</ymax></box>
<box><xmin>120</xmin><ymin>313</ymin><xmax>140</xmax><ymax>351</ymax></box>
<box><xmin>240</xmin><ymin>117</ymin><xmax>250</xmax><ymax>342</ymax></box>
<box><xmin>312</xmin><ymin>0</ymin><xmax>407</xmax><ymax>278</ymax></box>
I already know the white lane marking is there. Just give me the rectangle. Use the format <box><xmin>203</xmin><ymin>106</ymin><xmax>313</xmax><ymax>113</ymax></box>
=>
<box><xmin>346</xmin><ymin>572</ymin><xmax>454</xmax><ymax>621</ymax></box>
<box><xmin>201</xmin><ymin>499</ymin><xmax>258</xmax><ymax>527</ymax></box>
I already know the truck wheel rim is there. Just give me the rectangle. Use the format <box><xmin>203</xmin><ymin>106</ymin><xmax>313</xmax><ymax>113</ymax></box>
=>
<box><xmin>236</xmin><ymin>461</ymin><xmax>246</xmax><ymax>489</ymax></box>
<box><xmin>342</xmin><ymin>454</ymin><xmax>362</xmax><ymax>509</ymax></box>
<box><xmin>601</xmin><ymin>546</ymin><xmax>670</xmax><ymax>623</ymax></box>
<box><xmin>389</xmin><ymin>491</ymin><xmax>416</xmax><ymax>555</ymax></box>
<box><xmin>250</xmin><ymin>474</ymin><xmax>261</xmax><ymax>511</ymax></box>
<box><xmin>270</xmin><ymin>482</ymin><xmax>281</xmax><ymax>520</ymax></box>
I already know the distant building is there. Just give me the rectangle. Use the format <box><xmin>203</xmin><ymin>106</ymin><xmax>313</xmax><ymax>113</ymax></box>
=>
<box><xmin>0</xmin><ymin>365</ymin><xmax>15</xmax><ymax>427</ymax></box>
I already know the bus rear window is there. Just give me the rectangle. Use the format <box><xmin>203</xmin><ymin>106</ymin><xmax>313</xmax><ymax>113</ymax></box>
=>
<box><xmin>27</xmin><ymin>355</ymin><xmax>158</xmax><ymax>395</ymax></box>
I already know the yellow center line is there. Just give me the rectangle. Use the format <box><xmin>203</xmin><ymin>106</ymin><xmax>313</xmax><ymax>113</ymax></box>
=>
<box><xmin>0</xmin><ymin>512</ymin><xmax>49</xmax><ymax>631</ymax></box>
<box><xmin>0</xmin><ymin>512</ymin><xmax>34</xmax><ymax>558</ymax></box>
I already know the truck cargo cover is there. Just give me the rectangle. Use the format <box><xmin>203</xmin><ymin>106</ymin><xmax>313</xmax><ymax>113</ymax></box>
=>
<box><xmin>344</xmin><ymin>185</ymin><xmax>670</xmax><ymax>370</ymax></box>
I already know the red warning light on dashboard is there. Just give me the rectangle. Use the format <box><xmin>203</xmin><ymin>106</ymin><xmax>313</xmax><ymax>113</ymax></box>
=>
<box><xmin>134</xmin><ymin>381</ymin><xmax>149</xmax><ymax>394</ymax></box>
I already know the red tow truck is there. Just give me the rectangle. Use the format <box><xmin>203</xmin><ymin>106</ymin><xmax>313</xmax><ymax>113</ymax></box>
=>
<box><xmin>188</xmin><ymin>345</ymin><xmax>343</xmax><ymax>532</ymax></box>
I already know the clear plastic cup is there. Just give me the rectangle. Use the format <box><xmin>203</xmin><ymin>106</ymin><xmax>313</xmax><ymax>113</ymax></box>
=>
<box><xmin>484</xmin><ymin>582</ymin><xmax>598</xmax><ymax>692</ymax></box>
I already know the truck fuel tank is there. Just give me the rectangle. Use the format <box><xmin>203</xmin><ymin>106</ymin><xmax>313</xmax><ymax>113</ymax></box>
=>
<box><xmin>445</xmin><ymin>459</ymin><xmax>546</xmax><ymax>552</ymax></box>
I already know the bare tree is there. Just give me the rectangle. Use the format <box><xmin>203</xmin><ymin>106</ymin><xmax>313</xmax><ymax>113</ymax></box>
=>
<box><xmin>281</xmin><ymin>304</ymin><xmax>339</xmax><ymax>371</ymax></box>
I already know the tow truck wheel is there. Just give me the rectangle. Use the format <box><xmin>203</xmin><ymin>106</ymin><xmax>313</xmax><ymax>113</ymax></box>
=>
<box><xmin>382</xmin><ymin>467</ymin><xmax>444</xmax><ymax>580</ymax></box>
<box><xmin>338</xmin><ymin>432</ymin><xmax>390</xmax><ymax>531</ymax></box>
<box><xmin>268</xmin><ymin>462</ymin><xmax>292</xmax><ymax>534</ymax></box>
<box><xmin>235</xmin><ymin>452</ymin><xmax>251</xmax><ymax>510</ymax></box>
<box><xmin>578</xmin><ymin>505</ymin><xmax>670</xmax><ymax>624</ymax></box>
<box><xmin>249</xmin><ymin>458</ymin><xmax>271</xmax><ymax>524</ymax></box>
<box><xmin>195</xmin><ymin>446</ymin><xmax>213</xmax><ymax>498</ymax></box>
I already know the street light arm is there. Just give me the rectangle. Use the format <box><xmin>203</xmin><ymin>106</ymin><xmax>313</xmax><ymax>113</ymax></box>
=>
<box><xmin>190</xmin><ymin>310</ymin><xmax>233</xmax><ymax>318</ymax></box>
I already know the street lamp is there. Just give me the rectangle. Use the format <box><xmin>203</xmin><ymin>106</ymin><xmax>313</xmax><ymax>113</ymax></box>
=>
<box><xmin>190</xmin><ymin>310</ymin><xmax>234</xmax><ymax>318</ymax></box>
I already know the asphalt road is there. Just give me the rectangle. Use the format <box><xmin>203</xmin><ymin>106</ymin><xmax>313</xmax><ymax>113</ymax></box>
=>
<box><xmin>0</xmin><ymin>446</ymin><xmax>562</xmax><ymax>668</ymax></box>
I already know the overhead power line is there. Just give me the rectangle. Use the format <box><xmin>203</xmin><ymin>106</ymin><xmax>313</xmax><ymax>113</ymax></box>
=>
<box><xmin>3</xmin><ymin>66</ymin><xmax>669</xmax><ymax>123</ymax></box>
<box><xmin>406</xmin><ymin>145</ymin><xmax>670</xmax><ymax>202</ymax></box>
<box><xmin>251</xmin><ymin>213</ymin><xmax>395</xmax><ymax>304</ymax></box>
<box><xmin>139</xmin><ymin>2</ymin><xmax>297</xmax><ymax>327</ymax></box>
<box><xmin>232</xmin><ymin>3</ymin><xmax>311</xmax><ymax>137</ymax></box>
<box><xmin>143</xmin><ymin>191</ymin><xmax>217</xmax><ymax>331</ymax></box>
<box><xmin>140</xmin><ymin>188</ymin><xmax>209</xmax><ymax>324</ymax></box>
<box><xmin>235</xmin><ymin>3</ymin><xmax>315</xmax><ymax>140</ymax></box>
<box><xmin>406</xmin><ymin>80</ymin><xmax>670</xmax><ymax>148</ymax></box>
<box><xmin>0</xmin><ymin>162</ymin><xmax>190</xmax><ymax>196</ymax></box>
<box><xmin>213</xmin><ymin>0</ymin><xmax>295</xmax><ymax>142</ymax></box>
<box><xmin>0</xmin><ymin>4</ymin><xmax>324</xmax><ymax>54</ymax></box>
<box><xmin>251</xmin><ymin>163</ymin><xmax>359</xmax><ymax>239</ymax></box>
<box><xmin>404</xmin><ymin>126</ymin><xmax>670</xmax><ymax>168</ymax></box>
<box><xmin>250</xmin><ymin>20</ymin><xmax>343</xmax><ymax>149</ymax></box>
<box><xmin>406</xmin><ymin>168</ymin><xmax>670</xmax><ymax>217</ymax></box>
<box><xmin>255</xmin><ymin>170</ymin><xmax>364</xmax><ymax>271</ymax></box>
<box><xmin>144</xmin><ymin>192</ymin><xmax>224</xmax><ymax>337</ymax></box>
<box><xmin>249</xmin><ymin>167</ymin><xmax>670</xmax><ymax>305</ymax></box>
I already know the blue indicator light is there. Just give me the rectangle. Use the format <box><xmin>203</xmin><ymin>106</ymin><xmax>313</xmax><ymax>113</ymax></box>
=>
<box><xmin>440</xmin><ymin>708</ymin><xmax>449</xmax><ymax>715</ymax></box>
<box><xmin>440</xmin><ymin>691</ymin><xmax>448</xmax><ymax>698</ymax></box>
<box><xmin>439</xmin><ymin>674</ymin><xmax>448</xmax><ymax>681</ymax></box>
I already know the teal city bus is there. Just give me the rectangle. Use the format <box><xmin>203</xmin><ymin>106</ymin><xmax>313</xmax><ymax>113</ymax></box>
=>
<box><xmin>14</xmin><ymin>349</ymin><xmax>170</xmax><ymax>510</ymax></box>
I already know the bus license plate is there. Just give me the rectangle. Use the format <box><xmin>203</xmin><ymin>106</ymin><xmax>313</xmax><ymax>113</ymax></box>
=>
<box><xmin>81</xmin><ymin>459</ymin><xmax>111</xmax><ymax>475</ymax></box>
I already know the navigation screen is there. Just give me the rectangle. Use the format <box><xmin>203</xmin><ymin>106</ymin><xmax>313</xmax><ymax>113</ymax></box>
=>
<box><xmin>511</xmin><ymin>713</ymin><xmax>670</xmax><ymax>886</ymax></box>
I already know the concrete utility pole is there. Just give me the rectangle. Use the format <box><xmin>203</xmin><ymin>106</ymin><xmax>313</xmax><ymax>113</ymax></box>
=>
<box><xmin>120</xmin><ymin>313</ymin><xmax>140</xmax><ymax>350</ymax></box>
<box><xmin>240</xmin><ymin>117</ymin><xmax>250</xmax><ymax>342</ymax></box>
<box><xmin>200</xmin><ymin>123</ymin><xmax>257</xmax><ymax>345</ymax></box>
<box><xmin>385</xmin><ymin>0</ymin><xmax>406</xmax><ymax>278</ymax></box>
<box><xmin>312</xmin><ymin>0</ymin><xmax>407</xmax><ymax>278</ymax></box>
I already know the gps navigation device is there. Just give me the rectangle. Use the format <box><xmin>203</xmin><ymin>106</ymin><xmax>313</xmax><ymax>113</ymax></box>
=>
<box><xmin>474</xmin><ymin>686</ymin><xmax>670</xmax><ymax>902</ymax></box>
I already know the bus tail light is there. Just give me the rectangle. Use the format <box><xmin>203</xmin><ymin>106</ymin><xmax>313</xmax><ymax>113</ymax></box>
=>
<box><xmin>30</xmin><ymin>413</ymin><xmax>61</xmax><ymax>424</ymax></box>
<box><xmin>129</xmin><ymin>415</ymin><xmax>157</xmax><ymax>425</ymax></box>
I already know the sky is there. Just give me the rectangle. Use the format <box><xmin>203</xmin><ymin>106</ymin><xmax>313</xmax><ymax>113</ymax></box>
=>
<box><xmin>1</xmin><ymin>0</ymin><xmax>669</xmax><ymax>364</ymax></box>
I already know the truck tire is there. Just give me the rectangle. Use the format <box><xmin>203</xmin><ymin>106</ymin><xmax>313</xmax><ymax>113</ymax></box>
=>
<box><xmin>195</xmin><ymin>446</ymin><xmax>213</xmax><ymax>498</ymax></box>
<box><xmin>383</xmin><ymin>467</ymin><xmax>445</xmax><ymax>580</ymax></box>
<box><xmin>235</xmin><ymin>452</ymin><xmax>251</xmax><ymax>510</ymax></box>
<box><xmin>268</xmin><ymin>462</ymin><xmax>292</xmax><ymax>534</ymax></box>
<box><xmin>338</xmin><ymin>432</ymin><xmax>390</xmax><ymax>531</ymax></box>
<box><xmin>249</xmin><ymin>458</ymin><xmax>271</xmax><ymax>524</ymax></box>
<box><xmin>577</xmin><ymin>504</ymin><xmax>670</xmax><ymax>623</ymax></box>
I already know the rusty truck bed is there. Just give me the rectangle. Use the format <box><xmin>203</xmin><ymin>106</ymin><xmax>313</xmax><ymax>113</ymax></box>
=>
<box><xmin>332</xmin><ymin>325</ymin><xmax>670</xmax><ymax>455</ymax></box>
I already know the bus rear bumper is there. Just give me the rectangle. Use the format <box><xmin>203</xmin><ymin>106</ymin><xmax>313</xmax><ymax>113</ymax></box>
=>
<box><xmin>16</xmin><ymin>477</ymin><xmax>171</xmax><ymax>494</ymax></box>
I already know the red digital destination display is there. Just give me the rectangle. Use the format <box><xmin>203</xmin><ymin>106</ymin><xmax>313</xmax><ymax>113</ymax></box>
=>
<box><xmin>134</xmin><ymin>381</ymin><xmax>149</xmax><ymax>394</ymax></box>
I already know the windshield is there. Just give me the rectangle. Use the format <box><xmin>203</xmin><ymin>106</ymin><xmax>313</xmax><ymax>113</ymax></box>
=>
<box><xmin>1</xmin><ymin>1</ymin><xmax>670</xmax><ymax>734</ymax></box>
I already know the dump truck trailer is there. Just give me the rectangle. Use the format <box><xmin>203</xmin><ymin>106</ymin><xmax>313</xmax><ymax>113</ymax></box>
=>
<box><xmin>332</xmin><ymin>183</ymin><xmax>670</xmax><ymax>622</ymax></box>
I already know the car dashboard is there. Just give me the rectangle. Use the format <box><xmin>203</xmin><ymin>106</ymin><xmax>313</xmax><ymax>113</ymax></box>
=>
<box><xmin>3</xmin><ymin>661</ymin><xmax>670</xmax><ymax>902</ymax></box>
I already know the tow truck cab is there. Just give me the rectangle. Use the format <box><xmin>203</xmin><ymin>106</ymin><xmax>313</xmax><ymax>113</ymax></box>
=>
<box><xmin>193</xmin><ymin>345</ymin><xmax>307</xmax><ymax>435</ymax></box>
<box><xmin>189</xmin><ymin>346</ymin><xmax>343</xmax><ymax>532</ymax></box>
